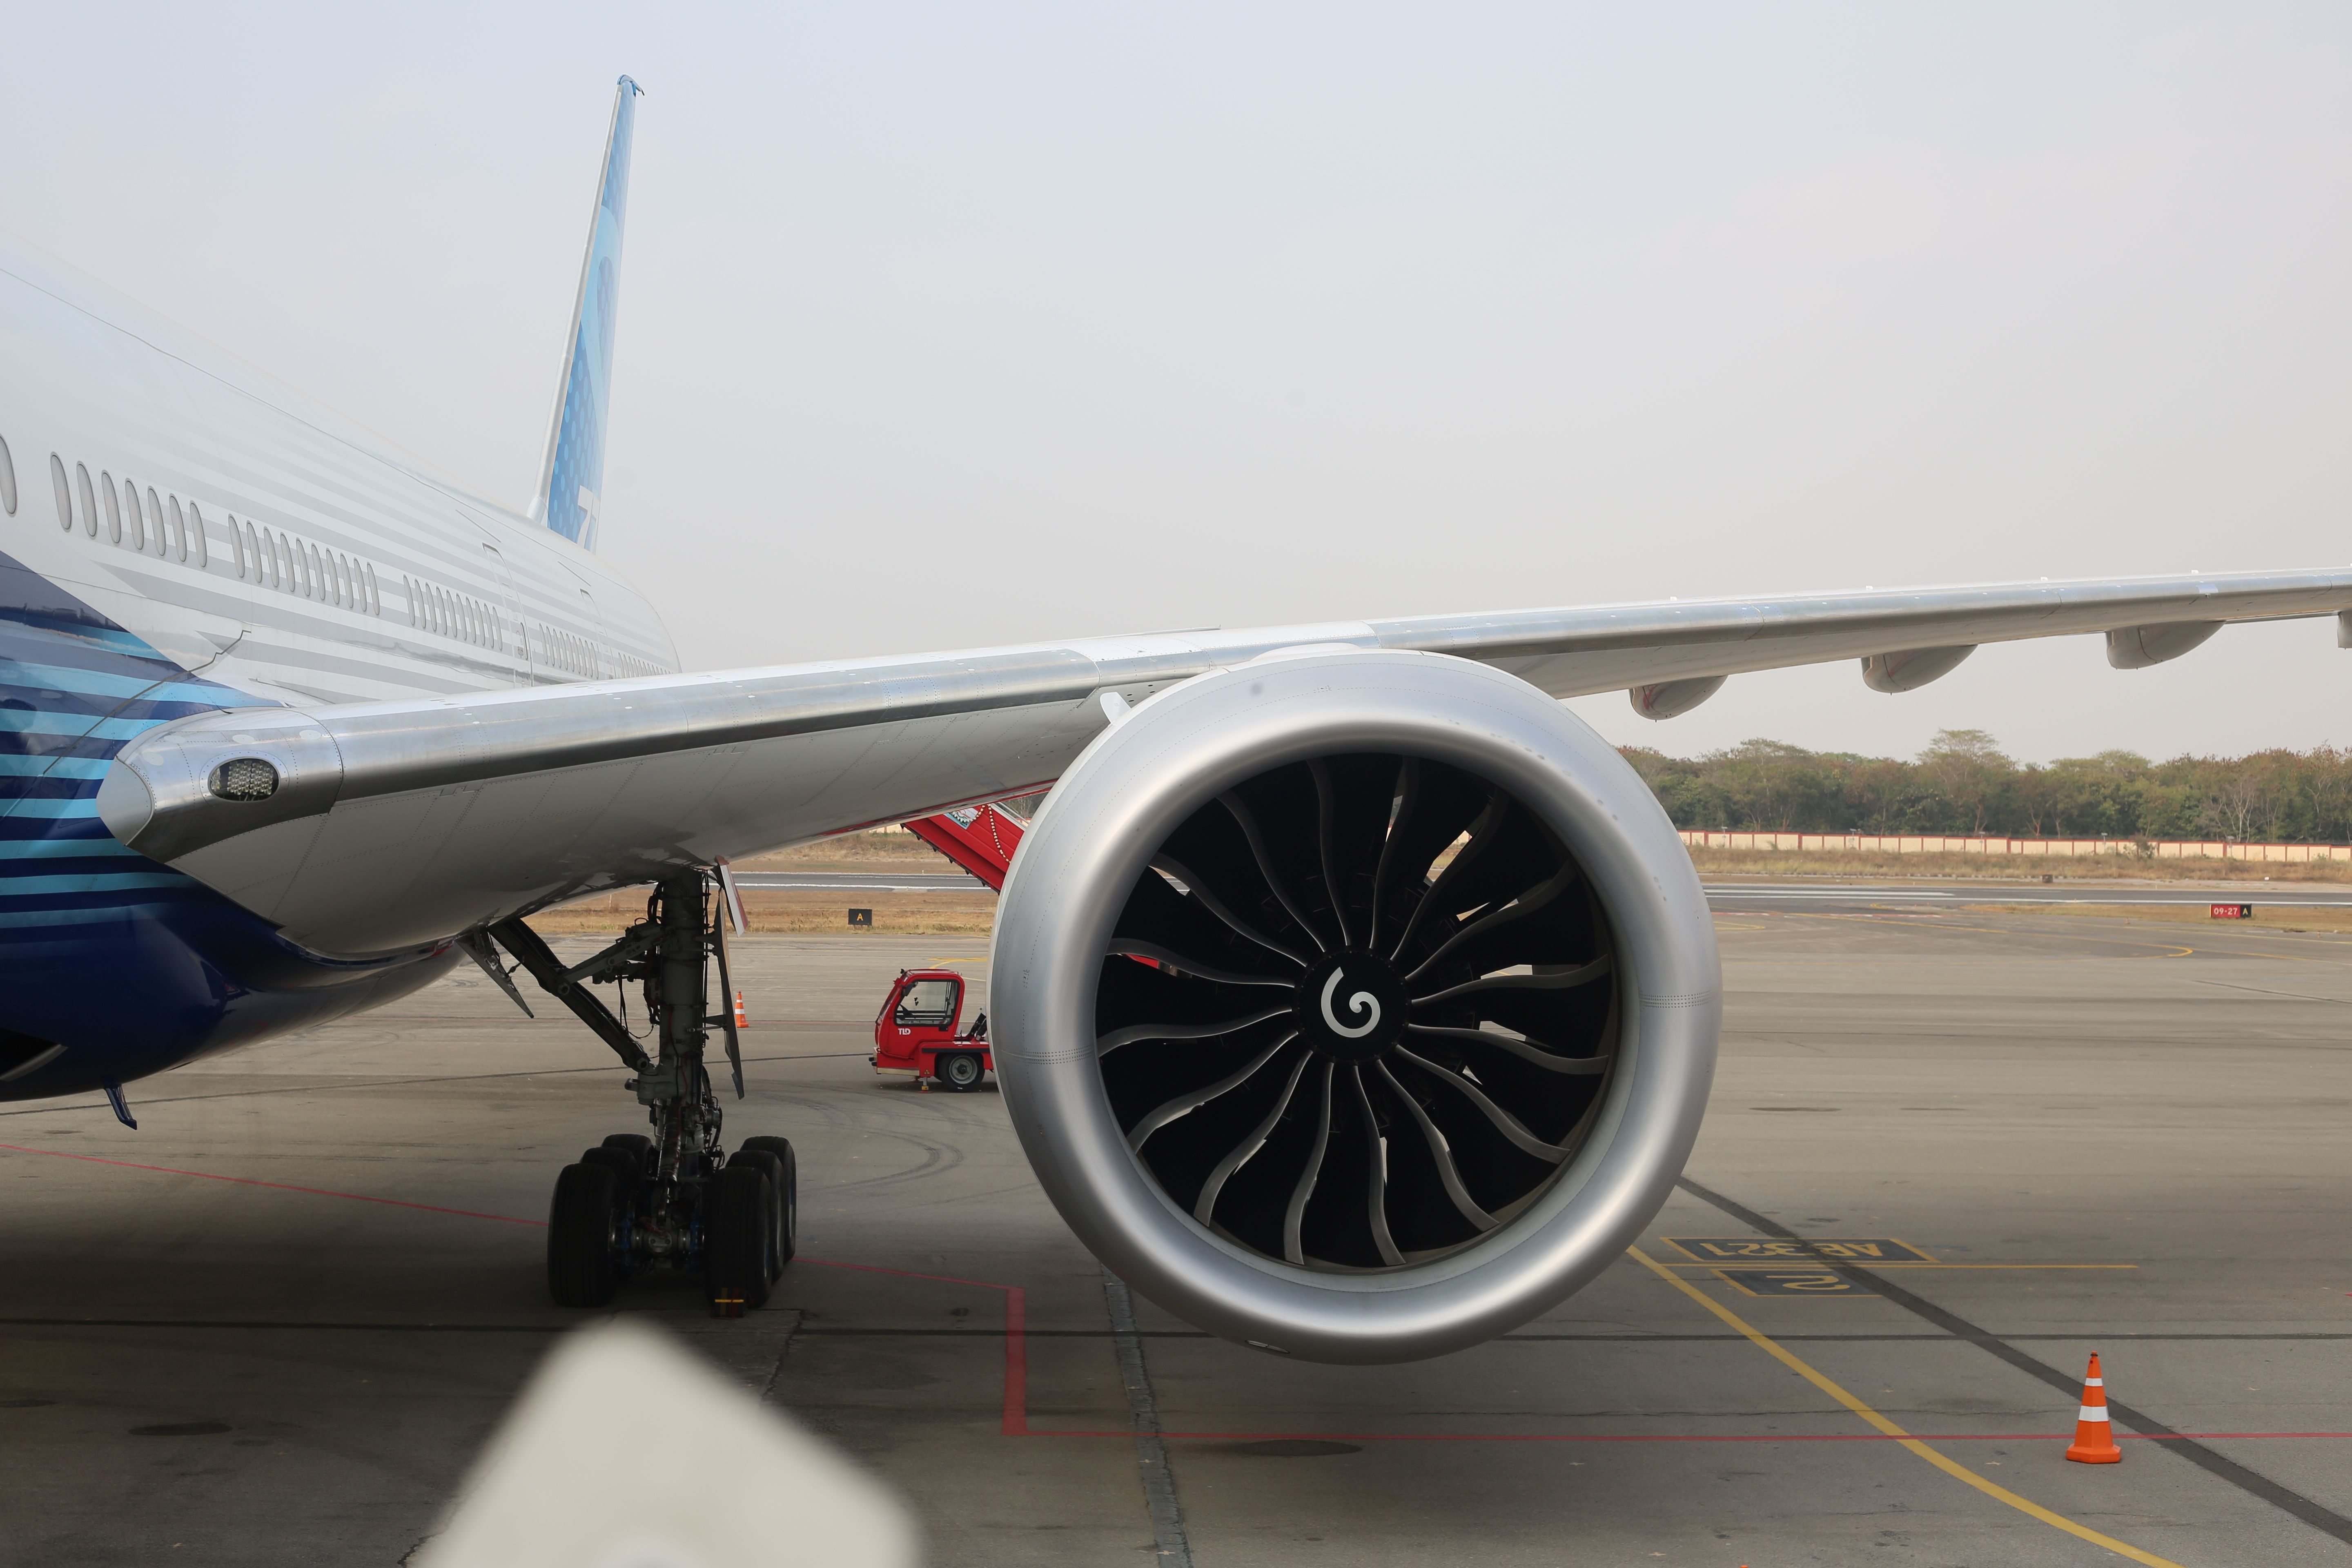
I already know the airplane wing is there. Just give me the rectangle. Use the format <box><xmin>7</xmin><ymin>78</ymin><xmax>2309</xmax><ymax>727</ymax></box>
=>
<box><xmin>97</xmin><ymin>566</ymin><xmax>2352</xmax><ymax>958</ymax></box>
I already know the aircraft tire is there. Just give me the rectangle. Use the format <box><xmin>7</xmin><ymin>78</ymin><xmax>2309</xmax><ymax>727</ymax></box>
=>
<box><xmin>703</xmin><ymin>1164</ymin><xmax>773</xmax><ymax>1310</ymax></box>
<box><xmin>730</xmin><ymin>1149</ymin><xmax>786</xmax><ymax>1279</ymax></box>
<box><xmin>581</xmin><ymin>1145</ymin><xmax>639</xmax><ymax>1189</ymax></box>
<box><xmin>599</xmin><ymin>1133</ymin><xmax>653</xmax><ymax>1184</ymax></box>
<box><xmin>738</xmin><ymin>1136</ymin><xmax>797</xmax><ymax>1270</ymax></box>
<box><xmin>547</xmin><ymin>1162</ymin><xmax>624</xmax><ymax>1308</ymax></box>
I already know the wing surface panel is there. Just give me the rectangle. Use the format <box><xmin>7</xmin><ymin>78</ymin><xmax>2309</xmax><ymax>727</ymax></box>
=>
<box><xmin>98</xmin><ymin>570</ymin><xmax>2352</xmax><ymax>956</ymax></box>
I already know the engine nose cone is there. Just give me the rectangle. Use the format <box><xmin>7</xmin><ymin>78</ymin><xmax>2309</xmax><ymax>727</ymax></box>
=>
<box><xmin>1294</xmin><ymin>951</ymin><xmax>1405</xmax><ymax>1064</ymax></box>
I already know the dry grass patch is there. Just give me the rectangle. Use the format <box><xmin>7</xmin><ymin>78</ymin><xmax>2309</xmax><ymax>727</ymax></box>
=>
<box><xmin>1688</xmin><ymin>846</ymin><xmax>2352</xmax><ymax>885</ymax></box>
<box><xmin>527</xmin><ymin>887</ymin><xmax>996</xmax><ymax>937</ymax></box>
<box><xmin>1963</xmin><ymin>902</ymin><xmax>2352</xmax><ymax>935</ymax></box>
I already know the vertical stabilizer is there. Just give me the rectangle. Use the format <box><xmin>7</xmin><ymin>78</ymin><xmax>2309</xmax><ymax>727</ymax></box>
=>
<box><xmin>532</xmin><ymin>76</ymin><xmax>642</xmax><ymax>550</ymax></box>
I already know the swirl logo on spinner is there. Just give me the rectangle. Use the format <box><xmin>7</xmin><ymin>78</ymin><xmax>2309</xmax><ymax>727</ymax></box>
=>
<box><xmin>1319</xmin><ymin>968</ymin><xmax>1381</xmax><ymax>1039</ymax></box>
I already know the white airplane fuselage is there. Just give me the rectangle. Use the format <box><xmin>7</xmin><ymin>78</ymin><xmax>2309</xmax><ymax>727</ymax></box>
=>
<box><xmin>0</xmin><ymin>229</ymin><xmax>676</xmax><ymax>1099</ymax></box>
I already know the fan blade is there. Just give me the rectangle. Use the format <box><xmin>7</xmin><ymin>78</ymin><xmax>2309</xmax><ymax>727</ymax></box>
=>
<box><xmin>1154</xmin><ymin>854</ymin><xmax>1312</xmax><ymax>968</ymax></box>
<box><xmin>1129</xmin><ymin>1033</ymin><xmax>1300</xmax><ymax>1149</ymax></box>
<box><xmin>1399</xmin><ymin>864</ymin><xmax>1584</xmax><ymax>987</ymax></box>
<box><xmin>1404</xmin><ymin>1024</ymin><xmax>1611</xmax><ymax>1075</ymax></box>
<box><xmin>1098</xmin><ymin>1003</ymin><xmax>1293</xmax><ymax>1056</ymax></box>
<box><xmin>1391</xmin><ymin>1047</ymin><xmax>1571</xmax><ymax>1162</ymax></box>
<box><xmin>1351</xmin><ymin>1067</ymin><xmax>1403</xmax><ymax>1266</ymax></box>
<box><xmin>1193</xmin><ymin>1050</ymin><xmax>1314</xmax><ymax>1225</ymax></box>
<box><xmin>1282</xmin><ymin>1064</ymin><xmax>1337</xmax><ymax>1266</ymax></box>
<box><xmin>1372</xmin><ymin>1061</ymin><xmax>1497</xmax><ymax>1229</ymax></box>
<box><xmin>1218</xmin><ymin>791</ymin><xmax>1331</xmax><ymax>954</ymax></box>
<box><xmin>1411</xmin><ymin>954</ymin><xmax>1611</xmax><ymax>1007</ymax></box>
<box><xmin>1107</xmin><ymin>940</ymin><xmax>1296</xmax><ymax>988</ymax></box>
<box><xmin>1387</xmin><ymin>791</ymin><xmax>1507</xmax><ymax>962</ymax></box>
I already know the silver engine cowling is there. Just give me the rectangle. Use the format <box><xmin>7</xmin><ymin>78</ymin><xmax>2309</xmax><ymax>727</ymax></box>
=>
<box><xmin>991</xmin><ymin>648</ymin><xmax>1720</xmax><ymax>1364</ymax></box>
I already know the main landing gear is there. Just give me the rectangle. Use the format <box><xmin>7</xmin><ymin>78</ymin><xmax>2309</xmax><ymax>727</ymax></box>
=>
<box><xmin>480</xmin><ymin>869</ymin><xmax>797</xmax><ymax>1312</ymax></box>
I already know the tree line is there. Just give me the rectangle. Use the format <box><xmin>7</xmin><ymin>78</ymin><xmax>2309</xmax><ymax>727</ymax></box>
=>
<box><xmin>1623</xmin><ymin>730</ymin><xmax>2352</xmax><ymax>844</ymax></box>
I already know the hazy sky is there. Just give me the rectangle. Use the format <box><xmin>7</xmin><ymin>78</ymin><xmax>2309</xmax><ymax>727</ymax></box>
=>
<box><xmin>7</xmin><ymin>4</ymin><xmax>2349</xmax><ymax>764</ymax></box>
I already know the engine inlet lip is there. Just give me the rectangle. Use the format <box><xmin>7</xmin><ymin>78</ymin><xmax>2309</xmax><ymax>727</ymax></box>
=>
<box><xmin>991</xmin><ymin>648</ymin><xmax>1722</xmax><ymax>1364</ymax></box>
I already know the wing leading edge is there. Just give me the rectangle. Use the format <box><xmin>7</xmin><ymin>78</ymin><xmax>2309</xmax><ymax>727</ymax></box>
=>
<box><xmin>98</xmin><ymin>566</ymin><xmax>2352</xmax><ymax>958</ymax></box>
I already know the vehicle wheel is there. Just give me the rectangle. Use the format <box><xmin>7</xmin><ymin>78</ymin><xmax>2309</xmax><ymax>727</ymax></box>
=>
<box><xmin>938</xmin><ymin>1051</ymin><xmax>984</xmax><ymax>1092</ymax></box>
<box><xmin>739</xmin><ymin>1136</ymin><xmax>797</xmax><ymax>1270</ymax></box>
<box><xmin>581</xmin><ymin>1145</ymin><xmax>639</xmax><ymax>1188</ymax></box>
<box><xmin>600</xmin><ymin>1133</ymin><xmax>653</xmax><ymax>1183</ymax></box>
<box><xmin>702</xmin><ymin>1164</ymin><xmax>774</xmax><ymax>1310</ymax></box>
<box><xmin>731</xmin><ymin>1150</ymin><xmax>784</xmax><ymax>1280</ymax></box>
<box><xmin>547</xmin><ymin>1162</ymin><xmax>624</xmax><ymax>1307</ymax></box>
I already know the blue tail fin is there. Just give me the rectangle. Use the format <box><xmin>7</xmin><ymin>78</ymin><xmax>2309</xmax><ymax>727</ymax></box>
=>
<box><xmin>532</xmin><ymin>76</ymin><xmax>642</xmax><ymax>550</ymax></box>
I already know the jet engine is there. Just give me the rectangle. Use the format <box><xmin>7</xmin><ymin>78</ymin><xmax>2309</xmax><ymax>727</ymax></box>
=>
<box><xmin>991</xmin><ymin>648</ymin><xmax>1720</xmax><ymax>1364</ymax></box>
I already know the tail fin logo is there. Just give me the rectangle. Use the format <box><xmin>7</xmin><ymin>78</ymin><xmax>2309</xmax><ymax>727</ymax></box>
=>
<box><xmin>535</xmin><ymin>77</ymin><xmax>642</xmax><ymax>550</ymax></box>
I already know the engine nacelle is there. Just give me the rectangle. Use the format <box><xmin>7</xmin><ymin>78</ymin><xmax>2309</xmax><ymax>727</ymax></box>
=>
<box><xmin>990</xmin><ymin>649</ymin><xmax>1720</xmax><ymax>1364</ymax></box>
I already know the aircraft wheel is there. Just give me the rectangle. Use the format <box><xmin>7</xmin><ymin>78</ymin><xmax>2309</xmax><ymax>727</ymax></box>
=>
<box><xmin>938</xmin><ymin>1051</ymin><xmax>984</xmax><ymax>1092</ymax></box>
<box><xmin>739</xmin><ymin>1136</ymin><xmax>797</xmax><ymax>1270</ymax></box>
<box><xmin>703</xmin><ymin>1164</ymin><xmax>774</xmax><ymax>1310</ymax></box>
<box><xmin>599</xmin><ymin>1133</ymin><xmax>653</xmax><ymax>1184</ymax></box>
<box><xmin>730</xmin><ymin>1149</ymin><xmax>785</xmax><ymax>1280</ymax></box>
<box><xmin>581</xmin><ymin>1145</ymin><xmax>639</xmax><ymax>1189</ymax></box>
<box><xmin>547</xmin><ymin>1162</ymin><xmax>624</xmax><ymax>1307</ymax></box>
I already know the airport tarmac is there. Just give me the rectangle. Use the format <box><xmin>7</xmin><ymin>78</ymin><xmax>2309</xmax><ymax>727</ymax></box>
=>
<box><xmin>744</xmin><ymin>866</ymin><xmax>2352</xmax><ymax>915</ymax></box>
<box><xmin>4</xmin><ymin>909</ymin><xmax>2350</xmax><ymax>1566</ymax></box>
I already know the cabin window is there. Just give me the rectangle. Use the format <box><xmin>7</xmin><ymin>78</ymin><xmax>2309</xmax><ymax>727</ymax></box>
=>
<box><xmin>145</xmin><ymin>488</ymin><xmax>163</xmax><ymax>554</ymax></box>
<box><xmin>0</xmin><ymin>434</ymin><xmax>14</xmax><ymax>517</ymax></box>
<box><xmin>364</xmin><ymin>562</ymin><xmax>378</xmax><ymax>615</ymax></box>
<box><xmin>265</xmin><ymin>531</ymin><xmax>282</xmax><ymax>590</ymax></box>
<box><xmin>895</xmin><ymin>978</ymin><xmax>958</xmax><ymax>1026</ymax></box>
<box><xmin>100</xmin><ymin>473</ymin><xmax>121</xmax><ymax>543</ymax></box>
<box><xmin>242</xmin><ymin>521</ymin><xmax>258</xmax><ymax>580</ymax></box>
<box><xmin>335</xmin><ymin>553</ymin><xmax>350</xmax><ymax>608</ymax></box>
<box><xmin>124</xmin><ymin>483</ymin><xmax>145</xmax><ymax>551</ymax></box>
<box><xmin>227</xmin><ymin>515</ymin><xmax>245</xmax><ymax>577</ymax></box>
<box><xmin>168</xmin><ymin>497</ymin><xmax>185</xmax><ymax>561</ymax></box>
<box><xmin>187</xmin><ymin>503</ymin><xmax>207</xmax><ymax>568</ymax></box>
<box><xmin>51</xmin><ymin>456</ymin><xmax>70</xmax><ymax>530</ymax></box>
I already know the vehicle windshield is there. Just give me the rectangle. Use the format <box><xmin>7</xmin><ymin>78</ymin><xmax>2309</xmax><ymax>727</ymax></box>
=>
<box><xmin>894</xmin><ymin>978</ymin><xmax>958</xmax><ymax>1027</ymax></box>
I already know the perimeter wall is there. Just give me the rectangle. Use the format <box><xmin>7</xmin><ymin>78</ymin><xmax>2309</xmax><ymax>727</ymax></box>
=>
<box><xmin>1678</xmin><ymin>830</ymin><xmax>2352</xmax><ymax>864</ymax></box>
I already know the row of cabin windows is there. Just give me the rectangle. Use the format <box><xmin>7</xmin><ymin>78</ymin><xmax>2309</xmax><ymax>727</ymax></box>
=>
<box><xmin>47</xmin><ymin>452</ymin><xmax>383</xmax><ymax>614</ymax></box>
<box><xmin>539</xmin><ymin>622</ymin><xmax>597</xmax><ymax>677</ymax></box>
<box><xmin>408</xmin><ymin>575</ymin><xmax>504</xmax><ymax>652</ymax></box>
<box><xmin>13</xmin><ymin>440</ymin><xmax>652</xmax><ymax>681</ymax></box>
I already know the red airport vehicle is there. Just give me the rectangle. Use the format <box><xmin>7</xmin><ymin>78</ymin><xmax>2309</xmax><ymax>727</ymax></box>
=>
<box><xmin>868</xmin><ymin>800</ymin><xmax>1027</xmax><ymax>1090</ymax></box>
<box><xmin>871</xmin><ymin>968</ymin><xmax>991</xmax><ymax>1090</ymax></box>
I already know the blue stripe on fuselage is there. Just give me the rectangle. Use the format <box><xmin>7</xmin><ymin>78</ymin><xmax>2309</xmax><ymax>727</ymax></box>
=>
<box><xmin>0</xmin><ymin>553</ymin><xmax>454</xmax><ymax>1102</ymax></box>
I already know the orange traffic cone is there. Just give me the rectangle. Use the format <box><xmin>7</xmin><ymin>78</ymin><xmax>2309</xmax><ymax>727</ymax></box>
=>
<box><xmin>732</xmin><ymin>990</ymin><xmax>748</xmax><ymax>1029</ymax></box>
<box><xmin>2065</xmin><ymin>1353</ymin><xmax>2122</xmax><ymax>1463</ymax></box>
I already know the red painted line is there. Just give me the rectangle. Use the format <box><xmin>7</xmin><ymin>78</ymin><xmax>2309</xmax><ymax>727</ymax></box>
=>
<box><xmin>0</xmin><ymin>1143</ymin><xmax>544</xmax><ymax>1226</ymax></box>
<box><xmin>1022</xmin><ymin>1428</ymin><xmax>2352</xmax><ymax>1443</ymax></box>
<box><xmin>30</xmin><ymin>1141</ymin><xmax>2337</xmax><ymax>1451</ymax></box>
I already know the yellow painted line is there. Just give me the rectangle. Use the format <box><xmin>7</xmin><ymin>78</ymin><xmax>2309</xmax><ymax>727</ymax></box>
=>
<box><xmin>1627</xmin><ymin>1246</ymin><xmax>2185</xmax><ymax>1568</ymax></box>
<box><xmin>1650</xmin><ymin>1261</ymin><xmax>2132</xmax><ymax>1270</ymax></box>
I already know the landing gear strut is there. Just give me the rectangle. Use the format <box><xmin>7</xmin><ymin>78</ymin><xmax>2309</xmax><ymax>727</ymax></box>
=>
<box><xmin>486</xmin><ymin>869</ymin><xmax>797</xmax><ymax>1310</ymax></box>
